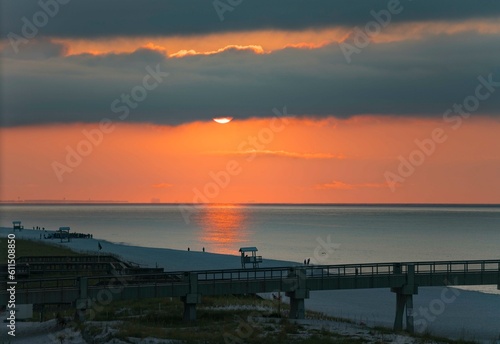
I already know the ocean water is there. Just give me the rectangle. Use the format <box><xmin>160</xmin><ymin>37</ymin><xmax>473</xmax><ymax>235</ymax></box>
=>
<box><xmin>2</xmin><ymin>204</ymin><xmax>499</xmax><ymax>339</ymax></box>
<box><xmin>1</xmin><ymin>204</ymin><xmax>499</xmax><ymax>265</ymax></box>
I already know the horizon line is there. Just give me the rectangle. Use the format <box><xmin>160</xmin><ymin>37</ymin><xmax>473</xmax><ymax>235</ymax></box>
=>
<box><xmin>1</xmin><ymin>201</ymin><xmax>499</xmax><ymax>207</ymax></box>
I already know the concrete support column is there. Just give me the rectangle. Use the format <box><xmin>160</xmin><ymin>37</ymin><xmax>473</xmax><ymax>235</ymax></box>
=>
<box><xmin>405</xmin><ymin>294</ymin><xmax>414</xmax><ymax>333</ymax></box>
<box><xmin>75</xmin><ymin>277</ymin><xmax>90</xmax><ymax>322</ymax></box>
<box><xmin>393</xmin><ymin>293</ymin><xmax>414</xmax><ymax>333</ymax></box>
<box><xmin>393</xmin><ymin>291</ymin><xmax>405</xmax><ymax>331</ymax></box>
<box><xmin>181</xmin><ymin>272</ymin><xmax>201</xmax><ymax>322</ymax></box>
<box><xmin>497</xmin><ymin>262</ymin><xmax>500</xmax><ymax>290</ymax></box>
<box><xmin>286</xmin><ymin>267</ymin><xmax>309</xmax><ymax>319</ymax></box>
<box><xmin>289</xmin><ymin>294</ymin><xmax>306</xmax><ymax>319</ymax></box>
<box><xmin>182</xmin><ymin>298</ymin><xmax>198</xmax><ymax>322</ymax></box>
<box><xmin>391</xmin><ymin>264</ymin><xmax>417</xmax><ymax>333</ymax></box>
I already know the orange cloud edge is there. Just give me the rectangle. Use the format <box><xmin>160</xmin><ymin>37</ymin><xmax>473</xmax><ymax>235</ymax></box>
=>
<box><xmin>44</xmin><ymin>19</ymin><xmax>500</xmax><ymax>58</ymax></box>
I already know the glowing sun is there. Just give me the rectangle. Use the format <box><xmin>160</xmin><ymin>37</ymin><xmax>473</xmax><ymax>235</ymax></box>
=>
<box><xmin>213</xmin><ymin>117</ymin><xmax>233</xmax><ymax>124</ymax></box>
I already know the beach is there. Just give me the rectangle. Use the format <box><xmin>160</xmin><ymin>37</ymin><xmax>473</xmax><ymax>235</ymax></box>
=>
<box><xmin>1</xmin><ymin>227</ymin><xmax>499</xmax><ymax>343</ymax></box>
<box><xmin>3</xmin><ymin>1</ymin><xmax>500</xmax><ymax>342</ymax></box>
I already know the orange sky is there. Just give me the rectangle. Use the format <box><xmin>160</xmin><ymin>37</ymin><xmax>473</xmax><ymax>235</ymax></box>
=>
<box><xmin>1</xmin><ymin>116</ymin><xmax>499</xmax><ymax>203</ymax></box>
<box><xmin>2</xmin><ymin>15</ymin><xmax>500</xmax><ymax>204</ymax></box>
<box><xmin>50</xmin><ymin>19</ymin><xmax>500</xmax><ymax>58</ymax></box>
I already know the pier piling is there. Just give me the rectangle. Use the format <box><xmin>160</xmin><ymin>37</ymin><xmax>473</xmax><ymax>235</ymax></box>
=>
<box><xmin>392</xmin><ymin>264</ymin><xmax>417</xmax><ymax>333</ymax></box>
<box><xmin>181</xmin><ymin>272</ymin><xmax>201</xmax><ymax>322</ymax></box>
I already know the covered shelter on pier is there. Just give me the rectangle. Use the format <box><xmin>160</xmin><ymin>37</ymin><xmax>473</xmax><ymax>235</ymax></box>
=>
<box><xmin>239</xmin><ymin>247</ymin><xmax>262</xmax><ymax>269</ymax></box>
<box><xmin>58</xmin><ymin>227</ymin><xmax>71</xmax><ymax>243</ymax></box>
<box><xmin>12</xmin><ymin>221</ymin><xmax>23</xmax><ymax>231</ymax></box>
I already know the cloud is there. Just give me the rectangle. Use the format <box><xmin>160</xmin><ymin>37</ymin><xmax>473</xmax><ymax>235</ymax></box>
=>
<box><xmin>316</xmin><ymin>181</ymin><xmax>390</xmax><ymax>190</ymax></box>
<box><xmin>170</xmin><ymin>45</ymin><xmax>265</xmax><ymax>58</ymax></box>
<box><xmin>210</xmin><ymin>149</ymin><xmax>345</xmax><ymax>160</ymax></box>
<box><xmin>151</xmin><ymin>182</ymin><xmax>173</xmax><ymax>189</ymax></box>
<box><xmin>2</xmin><ymin>1</ymin><xmax>500</xmax><ymax>39</ymax></box>
<box><xmin>2</xmin><ymin>31</ymin><xmax>500</xmax><ymax>127</ymax></box>
<box><xmin>0</xmin><ymin>38</ymin><xmax>67</xmax><ymax>59</ymax></box>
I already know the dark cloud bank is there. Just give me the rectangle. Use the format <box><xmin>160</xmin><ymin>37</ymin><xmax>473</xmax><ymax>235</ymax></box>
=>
<box><xmin>2</xmin><ymin>0</ymin><xmax>500</xmax><ymax>38</ymax></box>
<box><xmin>1</xmin><ymin>1</ymin><xmax>500</xmax><ymax>126</ymax></box>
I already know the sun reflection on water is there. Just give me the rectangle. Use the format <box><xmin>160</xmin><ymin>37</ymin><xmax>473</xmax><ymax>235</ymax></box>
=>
<box><xmin>194</xmin><ymin>204</ymin><xmax>250</xmax><ymax>255</ymax></box>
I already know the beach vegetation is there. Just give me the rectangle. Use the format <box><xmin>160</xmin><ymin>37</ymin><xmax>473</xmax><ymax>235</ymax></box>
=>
<box><xmin>0</xmin><ymin>238</ymin><xmax>83</xmax><ymax>264</ymax></box>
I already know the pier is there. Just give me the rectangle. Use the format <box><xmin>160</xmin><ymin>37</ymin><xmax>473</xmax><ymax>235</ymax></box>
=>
<box><xmin>0</xmin><ymin>255</ymin><xmax>164</xmax><ymax>279</ymax></box>
<box><xmin>1</xmin><ymin>259</ymin><xmax>499</xmax><ymax>332</ymax></box>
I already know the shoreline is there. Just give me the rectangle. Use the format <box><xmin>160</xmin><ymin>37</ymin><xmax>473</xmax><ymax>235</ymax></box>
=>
<box><xmin>1</xmin><ymin>227</ymin><xmax>499</xmax><ymax>342</ymax></box>
<box><xmin>0</xmin><ymin>227</ymin><xmax>297</xmax><ymax>271</ymax></box>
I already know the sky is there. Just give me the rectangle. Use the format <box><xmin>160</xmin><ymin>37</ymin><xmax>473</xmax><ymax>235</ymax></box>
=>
<box><xmin>1</xmin><ymin>0</ymin><xmax>499</xmax><ymax>203</ymax></box>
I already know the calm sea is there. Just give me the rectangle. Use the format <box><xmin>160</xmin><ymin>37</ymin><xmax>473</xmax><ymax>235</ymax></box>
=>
<box><xmin>1</xmin><ymin>204</ymin><xmax>499</xmax><ymax>265</ymax></box>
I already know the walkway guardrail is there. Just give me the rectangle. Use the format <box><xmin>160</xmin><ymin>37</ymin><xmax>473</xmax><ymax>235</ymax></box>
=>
<box><xmin>3</xmin><ymin>259</ymin><xmax>499</xmax><ymax>287</ymax></box>
<box><xmin>1</xmin><ymin>259</ymin><xmax>498</xmax><ymax>331</ymax></box>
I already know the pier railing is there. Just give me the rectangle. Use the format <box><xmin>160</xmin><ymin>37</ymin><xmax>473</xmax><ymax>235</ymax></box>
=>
<box><xmin>1</xmin><ymin>259</ymin><xmax>498</xmax><ymax>314</ymax></box>
<box><xmin>4</xmin><ymin>259</ymin><xmax>499</xmax><ymax>288</ymax></box>
<box><xmin>1</xmin><ymin>258</ymin><xmax>498</xmax><ymax>328</ymax></box>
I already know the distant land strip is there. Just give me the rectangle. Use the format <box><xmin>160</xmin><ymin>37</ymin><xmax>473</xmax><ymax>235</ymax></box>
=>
<box><xmin>0</xmin><ymin>200</ymin><xmax>129</xmax><ymax>204</ymax></box>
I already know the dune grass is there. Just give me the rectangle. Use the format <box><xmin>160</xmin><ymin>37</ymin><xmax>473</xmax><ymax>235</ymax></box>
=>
<box><xmin>76</xmin><ymin>295</ymin><xmax>480</xmax><ymax>343</ymax></box>
<box><xmin>0</xmin><ymin>237</ymin><xmax>82</xmax><ymax>263</ymax></box>
<box><xmin>0</xmin><ymin>238</ymin><xmax>487</xmax><ymax>343</ymax></box>
<box><xmin>76</xmin><ymin>295</ymin><xmax>366</xmax><ymax>343</ymax></box>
